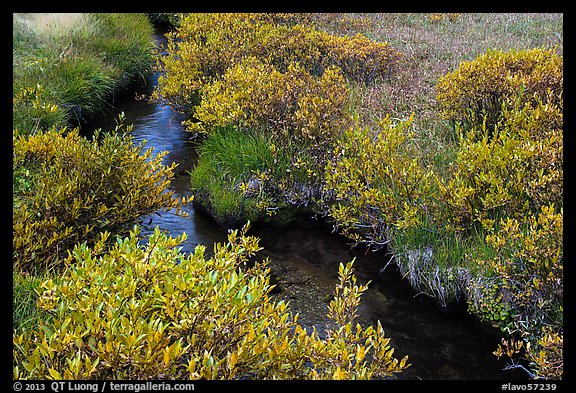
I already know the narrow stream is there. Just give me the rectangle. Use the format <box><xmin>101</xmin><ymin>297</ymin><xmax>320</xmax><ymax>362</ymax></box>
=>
<box><xmin>81</xmin><ymin>30</ymin><xmax>527</xmax><ymax>380</ymax></box>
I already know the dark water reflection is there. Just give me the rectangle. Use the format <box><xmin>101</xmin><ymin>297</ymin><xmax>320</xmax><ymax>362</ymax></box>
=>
<box><xmin>252</xmin><ymin>225</ymin><xmax>527</xmax><ymax>380</ymax></box>
<box><xmin>81</xmin><ymin>32</ymin><xmax>229</xmax><ymax>253</ymax></box>
<box><xmin>80</xmin><ymin>30</ymin><xmax>527</xmax><ymax>381</ymax></box>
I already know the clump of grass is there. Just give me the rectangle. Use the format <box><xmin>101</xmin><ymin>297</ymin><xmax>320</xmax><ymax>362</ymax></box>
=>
<box><xmin>13</xmin><ymin>13</ymin><xmax>155</xmax><ymax>133</ymax></box>
<box><xmin>191</xmin><ymin>126</ymin><xmax>293</xmax><ymax>225</ymax></box>
<box><xmin>13</xmin><ymin>270</ymin><xmax>56</xmax><ymax>336</ymax></box>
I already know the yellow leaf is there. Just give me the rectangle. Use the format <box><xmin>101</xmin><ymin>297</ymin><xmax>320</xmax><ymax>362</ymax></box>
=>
<box><xmin>48</xmin><ymin>367</ymin><xmax>62</xmax><ymax>380</ymax></box>
<box><xmin>228</xmin><ymin>352</ymin><xmax>238</xmax><ymax>370</ymax></box>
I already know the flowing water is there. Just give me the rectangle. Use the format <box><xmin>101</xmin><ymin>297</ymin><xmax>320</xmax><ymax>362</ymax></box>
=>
<box><xmin>81</xmin><ymin>30</ymin><xmax>527</xmax><ymax>380</ymax></box>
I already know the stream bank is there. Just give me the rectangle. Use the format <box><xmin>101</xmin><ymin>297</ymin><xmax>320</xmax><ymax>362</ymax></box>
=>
<box><xmin>80</xmin><ymin>28</ymin><xmax>527</xmax><ymax>381</ymax></box>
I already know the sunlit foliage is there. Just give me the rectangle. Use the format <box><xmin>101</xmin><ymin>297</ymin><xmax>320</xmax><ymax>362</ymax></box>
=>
<box><xmin>436</xmin><ymin>47</ymin><xmax>562</xmax><ymax>131</ymax></box>
<box><xmin>14</xmin><ymin>225</ymin><xmax>408</xmax><ymax>380</ymax></box>
<box><xmin>469</xmin><ymin>206</ymin><xmax>563</xmax><ymax>379</ymax></box>
<box><xmin>156</xmin><ymin>13</ymin><xmax>401</xmax><ymax>118</ymax></box>
<box><xmin>188</xmin><ymin>56</ymin><xmax>352</xmax><ymax>156</ymax></box>
<box><xmin>13</xmin><ymin>122</ymin><xmax>187</xmax><ymax>273</ymax></box>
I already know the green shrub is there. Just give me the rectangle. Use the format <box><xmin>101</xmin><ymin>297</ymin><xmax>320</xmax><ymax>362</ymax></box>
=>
<box><xmin>157</xmin><ymin>13</ymin><xmax>401</xmax><ymax>228</ymax></box>
<box><xmin>433</xmin><ymin>48</ymin><xmax>563</xmax><ymax>378</ymax></box>
<box><xmin>325</xmin><ymin>74</ymin><xmax>563</xmax><ymax>333</ymax></box>
<box><xmin>187</xmin><ymin>56</ymin><xmax>352</xmax><ymax>226</ymax></box>
<box><xmin>13</xmin><ymin>224</ymin><xmax>409</xmax><ymax>380</ymax></box>
<box><xmin>145</xmin><ymin>13</ymin><xmax>183</xmax><ymax>29</ymax></box>
<box><xmin>435</xmin><ymin>47</ymin><xmax>562</xmax><ymax>131</ymax></box>
<box><xmin>13</xmin><ymin>124</ymin><xmax>188</xmax><ymax>273</ymax></box>
<box><xmin>324</xmin><ymin>116</ymin><xmax>468</xmax><ymax>308</ymax></box>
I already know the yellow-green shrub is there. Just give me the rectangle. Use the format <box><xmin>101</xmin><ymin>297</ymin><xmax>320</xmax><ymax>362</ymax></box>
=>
<box><xmin>13</xmin><ymin>13</ymin><xmax>155</xmax><ymax>132</ymax></box>
<box><xmin>13</xmin><ymin>224</ymin><xmax>409</xmax><ymax>380</ymax></box>
<box><xmin>324</xmin><ymin>116</ymin><xmax>467</xmax><ymax>308</ymax></box>
<box><xmin>468</xmin><ymin>205</ymin><xmax>563</xmax><ymax>379</ymax></box>
<box><xmin>156</xmin><ymin>13</ymin><xmax>401</xmax><ymax>115</ymax></box>
<box><xmin>437</xmin><ymin>94</ymin><xmax>563</xmax><ymax>232</ymax></box>
<box><xmin>325</xmin><ymin>115</ymin><xmax>438</xmax><ymax>249</ymax></box>
<box><xmin>429</xmin><ymin>13</ymin><xmax>460</xmax><ymax>23</ymax></box>
<box><xmin>188</xmin><ymin>57</ymin><xmax>352</xmax><ymax>152</ymax></box>
<box><xmin>13</xmin><ymin>125</ymin><xmax>187</xmax><ymax>273</ymax></box>
<box><xmin>436</xmin><ymin>48</ymin><xmax>562</xmax><ymax>131</ymax></box>
<box><xmin>483</xmin><ymin>205</ymin><xmax>562</xmax><ymax>333</ymax></box>
<box><xmin>494</xmin><ymin>329</ymin><xmax>563</xmax><ymax>380</ymax></box>
<box><xmin>525</xmin><ymin>329</ymin><xmax>563</xmax><ymax>379</ymax></box>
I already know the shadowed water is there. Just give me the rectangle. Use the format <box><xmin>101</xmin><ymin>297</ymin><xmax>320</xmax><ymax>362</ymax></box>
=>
<box><xmin>80</xmin><ymin>30</ymin><xmax>528</xmax><ymax>381</ymax></box>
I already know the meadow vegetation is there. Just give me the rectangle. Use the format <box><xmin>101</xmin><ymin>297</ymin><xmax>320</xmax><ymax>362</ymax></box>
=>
<box><xmin>14</xmin><ymin>225</ymin><xmax>408</xmax><ymax>380</ymax></box>
<box><xmin>156</xmin><ymin>13</ymin><xmax>563</xmax><ymax>379</ymax></box>
<box><xmin>13</xmin><ymin>12</ymin><xmax>410</xmax><ymax>380</ymax></box>
<box><xmin>13</xmin><ymin>12</ymin><xmax>563</xmax><ymax>380</ymax></box>
<box><xmin>13</xmin><ymin>13</ymin><xmax>155</xmax><ymax>133</ymax></box>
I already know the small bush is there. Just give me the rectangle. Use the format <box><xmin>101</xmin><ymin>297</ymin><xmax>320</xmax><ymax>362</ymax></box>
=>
<box><xmin>324</xmin><ymin>116</ymin><xmax>468</xmax><ymax>308</ymax></box>
<box><xmin>429</xmin><ymin>13</ymin><xmax>460</xmax><ymax>23</ymax></box>
<box><xmin>12</xmin><ymin>84</ymin><xmax>68</xmax><ymax>134</ymax></box>
<box><xmin>13</xmin><ymin>125</ymin><xmax>187</xmax><ymax>273</ymax></box>
<box><xmin>435</xmin><ymin>47</ymin><xmax>562</xmax><ymax>131</ymax></box>
<box><xmin>145</xmin><ymin>13</ymin><xmax>182</xmax><ymax>29</ymax></box>
<box><xmin>13</xmin><ymin>224</ymin><xmax>409</xmax><ymax>380</ymax></box>
<box><xmin>326</xmin><ymin>115</ymin><xmax>438</xmax><ymax>249</ymax></box>
<box><xmin>190</xmin><ymin>126</ymin><xmax>317</xmax><ymax>226</ymax></box>
<box><xmin>433</xmin><ymin>48</ymin><xmax>563</xmax><ymax>378</ymax></box>
<box><xmin>188</xmin><ymin>57</ymin><xmax>352</xmax><ymax>154</ymax></box>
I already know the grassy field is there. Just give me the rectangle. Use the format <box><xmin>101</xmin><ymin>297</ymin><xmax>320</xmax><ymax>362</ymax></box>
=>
<box><xmin>315</xmin><ymin>13</ymin><xmax>563</xmax><ymax>159</ymax></box>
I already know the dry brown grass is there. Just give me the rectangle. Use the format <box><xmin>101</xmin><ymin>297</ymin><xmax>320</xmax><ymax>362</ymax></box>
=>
<box><xmin>14</xmin><ymin>13</ymin><xmax>90</xmax><ymax>37</ymax></box>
